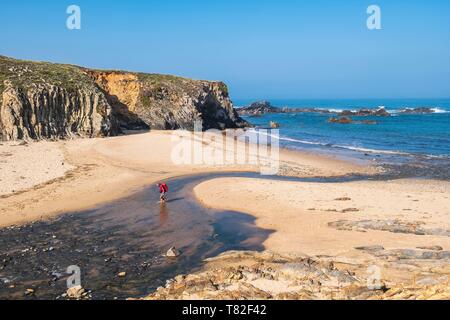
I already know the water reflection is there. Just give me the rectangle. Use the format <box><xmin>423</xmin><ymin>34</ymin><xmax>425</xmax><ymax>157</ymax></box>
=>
<box><xmin>159</xmin><ymin>203</ymin><xmax>169</xmax><ymax>226</ymax></box>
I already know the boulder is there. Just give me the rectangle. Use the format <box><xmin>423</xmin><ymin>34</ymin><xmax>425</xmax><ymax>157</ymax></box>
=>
<box><xmin>66</xmin><ymin>285</ymin><xmax>85</xmax><ymax>299</ymax></box>
<box><xmin>269</xmin><ymin>121</ymin><xmax>280</xmax><ymax>129</ymax></box>
<box><xmin>339</xmin><ymin>108</ymin><xmax>390</xmax><ymax>117</ymax></box>
<box><xmin>400</xmin><ymin>107</ymin><xmax>435</xmax><ymax>114</ymax></box>
<box><xmin>166</xmin><ymin>247</ymin><xmax>180</xmax><ymax>257</ymax></box>
<box><xmin>237</xmin><ymin>101</ymin><xmax>279</xmax><ymax>116</ymax></box>
<box><xmin>328</xmin><ymin>117</ymin><xmax>353</xmax><ymax>124</ymax></box>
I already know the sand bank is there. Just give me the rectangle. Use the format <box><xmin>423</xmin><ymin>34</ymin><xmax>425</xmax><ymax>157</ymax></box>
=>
<box><xmin>194</xmin><ymin>177</ymin><xmax>450</xmax><ymax>285</ymax></box>
<box><xmin>194</xmin><ymin>177</ymin><xmax>450</xmax><ymax>256</ymax></box>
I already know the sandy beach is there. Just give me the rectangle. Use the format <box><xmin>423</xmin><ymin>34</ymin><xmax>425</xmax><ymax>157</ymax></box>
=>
<box><xmin>0</xmin><ymin>130</ymin><xmax>369</xmax><ymax>228</ymax></box>
<box><xmin>194</xmin><ymin>177</ymin><xmax>450</xmax><ymax>256</ymax></box>
<box><xmin>1</xmin><ymin>131</ymin><xmax>448</xmax><ymax>299</ymax></box>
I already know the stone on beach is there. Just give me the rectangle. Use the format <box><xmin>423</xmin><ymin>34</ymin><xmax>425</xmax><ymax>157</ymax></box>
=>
<box><xmin>166</xmin><ymin>247</ymin><xmax>180</xmax><ymax>257</ymax></box>
<box><xmin>25</xmin><ymin>288</ymin><xmax>35</xmax><ymax>296</ymax></box>
<box><xmin>335</xmin><ymin>197</ymin><xmax>352</xmax><ymax>201</ymax></box>
<box><xmin>355</xmin><ymin>245</ymin><xmax>385</xmax><ymax>252</ymax></box>
<box><xmin>416</xmin><ymin>246</ymin><xmax>443</xmax><ymax>251</ymax></box>
<box><xmin>66</xmin><ymin>285</ymin><xmax>86</xmax><ymax>299</ymax></box>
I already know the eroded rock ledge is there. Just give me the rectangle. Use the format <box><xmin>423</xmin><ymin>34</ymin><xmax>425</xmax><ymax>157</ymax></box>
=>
<box><xmin>139</xmin><ymin>251</ymin><xmax>450</xmax><ymax>300</ymax></box>
<box><xmin>0</xmin><ymin>55</ymin><xmax>248</xmax><ymax>141</ymax></box>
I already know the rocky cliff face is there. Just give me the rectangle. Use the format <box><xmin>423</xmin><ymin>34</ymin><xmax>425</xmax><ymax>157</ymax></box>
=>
<box><xmin>89</xmin><ymin>70</ymin><xmax>247</xmax><ymax>131</ymax></box>
<box><xmin>0</xmin><ymin>56</ymin><xmax>247</xmax><ymax>141</ymax></box>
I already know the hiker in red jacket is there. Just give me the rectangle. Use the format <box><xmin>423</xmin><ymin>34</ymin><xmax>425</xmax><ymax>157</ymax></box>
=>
<box><xmin>157</xmin><ymin>182</ymin><xmax>169</xmax><ymax>203</ymax></box>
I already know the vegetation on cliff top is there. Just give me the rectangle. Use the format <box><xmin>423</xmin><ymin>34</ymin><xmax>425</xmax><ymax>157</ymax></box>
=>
<box><xmin>0</xmin><ymin>55</ymin><xmax>92</xmax><ymax>93</ymax></box>
<box><xmin>0</xmin><ymin>55</ymin><xmax>229</xmax><ymax>97</ymax></box>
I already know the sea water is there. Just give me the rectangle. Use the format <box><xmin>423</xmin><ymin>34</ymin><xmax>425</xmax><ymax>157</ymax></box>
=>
<box><xmin>235</xmin><ymin>99</ymin><xmax>450</xmax><ymax>179</ymax></box>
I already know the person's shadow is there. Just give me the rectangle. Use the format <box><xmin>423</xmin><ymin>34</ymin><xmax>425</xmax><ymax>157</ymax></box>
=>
<box><xmin>165</xmin><ymin>197</ymin><xmax>184</xmax><ymax>203</ymax></box>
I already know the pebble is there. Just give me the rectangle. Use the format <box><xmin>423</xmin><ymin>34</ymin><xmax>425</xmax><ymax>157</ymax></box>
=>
<box><xmin>25</xmin><ymin>288</ymin><xmax>35</xmax><ymax>295</ymax></box>
<box><xmin>355</xmin><ymin>245</ymin><xmax>385</xmax><ymax>252</ymax></box>
<box><xmin>335</xmin><ymin>197</ymin><xmax>352</xmax><ymax>201</ymax></box>
<box><xmin>66</xmin><ymin>285</ymin><xmax>86</xmax><ymax>299</ymax></box>
<box><xmin>166</xmin><ymin>247</ymin><xmax>180</xmax><ymax>257</ymax></box>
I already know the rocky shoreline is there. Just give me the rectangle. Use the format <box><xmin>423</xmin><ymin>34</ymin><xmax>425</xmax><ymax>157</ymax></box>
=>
<box><xmin>140</xmin><ymin>251</ymin><xmax>450</xmax><ymax>300</ymax></box>
<box><xmin>237</xmin><ymin>100</ymin><xmax>442</xmax><ymax>117</ymax></box>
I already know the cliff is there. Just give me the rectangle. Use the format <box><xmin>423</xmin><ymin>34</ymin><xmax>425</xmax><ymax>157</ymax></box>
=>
<box><xmin>0</xmin><ymin>56</ymin><xmax>247</xmax><ymax>140</ymax></box>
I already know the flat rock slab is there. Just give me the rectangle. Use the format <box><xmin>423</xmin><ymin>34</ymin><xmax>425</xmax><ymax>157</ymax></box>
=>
<box><xmin>329</xmin><ymin>219</ymin><xmax>450</xmax><ymax>237</ymax></box>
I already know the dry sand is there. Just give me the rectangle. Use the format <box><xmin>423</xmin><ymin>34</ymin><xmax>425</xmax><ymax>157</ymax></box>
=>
<box><xmin>0</xmin><ymin>141</ymin><xmax>74</xmax><ymax>196</ymax></box>
<box><xmin>194</xmin><ymin>177</ymin><xmax>450</xmax><ymax>285</ymax></box>
<box><xmin>194</xmin><ymin>177</ymin><xmax>450</xmax><ymax>257</ymax></box>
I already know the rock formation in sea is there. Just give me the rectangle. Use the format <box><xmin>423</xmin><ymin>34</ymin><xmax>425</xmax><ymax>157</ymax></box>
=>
<box><xmin>236</xmin><ymin>101</ymin><xmax>279</xmax><ymax>116</ymax></box>
<box><xmin>339</xmin><ymin>108</ymin><xmax>390</xmax><ymax>117</ymax></box>
<box><xmin>399</xmin><ymin>107</ymin><xmax>435</xmax><ymax>114</ymax></box>
<box><xmin>0</xmin><ymin>55</ymin><xmax>248</xmax><ymax>141</ymax></box>
<box><xmin>328</xmin><ymin>116</ymin><xmax>353</xmax><ymax>124</ymax></box>
<box><xmin>237</xmin><ymin>101</ymin><xmax>392</xmax><ymax>117</ymax></box>
<box><xmin>328</xmin><ymin>117</ymin><xmax>377</xmax><ymax>125</ymax></box>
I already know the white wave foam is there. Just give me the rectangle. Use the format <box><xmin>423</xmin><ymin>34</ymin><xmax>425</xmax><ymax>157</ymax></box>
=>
<box><xmin>431</xmin><ymin>108</ymin><xmax>450</xmax><ymax>114</ymax></box>
<box><xmin>333</xmin><ymin>145</ymin><xmax>410</xmax><ymax>156</ymax></box>
<box><xmin>246</xmin><ymin>129</ymin><xmax>450</xmax><ymax>160</ymax></box>
<box><xmin>388</xmin><ymin>107</ymin><xmax>450</xmax><ymax>114</ymax></box>
<box><xmin>249</xmin><ymin>129</ymin><xmax>410</xmax><ymax>155</ymax></box>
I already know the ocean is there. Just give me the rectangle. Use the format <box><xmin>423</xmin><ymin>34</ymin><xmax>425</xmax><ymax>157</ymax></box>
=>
<box><xmin>234</xmin><ymin>99</ymin><xmax>450</xmax><ymax>179</ymax></box>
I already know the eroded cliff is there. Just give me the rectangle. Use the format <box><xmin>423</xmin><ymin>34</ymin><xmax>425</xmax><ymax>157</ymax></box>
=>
<box><xmin>88</xmin><ymin>70</ymin><xmax>247</xmax><ymax>131</ymax></box>
<box><xmin>0</xmin><ymin>56</ymin><xmax>247</xmax><ymax>140</ymax></box>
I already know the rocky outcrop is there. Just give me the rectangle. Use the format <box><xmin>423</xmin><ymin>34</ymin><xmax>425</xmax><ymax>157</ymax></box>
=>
<box><xmin>0</xmin><ymin>56</ymin><xmax>118</xmax><ymax>140</ymax></box>
<box><xmin>237</xmin><ymin>101</ymin><xmax>279</xmax><ymax>116</ymax></box>
<box><xmin>328</xmin><ymin>116</ymin><xmax>353</xmax><ymax>124</ymax></box>
<box><xmin>339</xmin><ymin>108</ymin><xmax>390</xmax><ymax>117</ymax></box>
<box><xmin>328</xmin><ymin>117</ymin><xmax>377</xmax><ymax>125</ymax></box>
<box><xmin>0</xmin><ymin>55</ymin><xmax>248</xmax><ymax>141</ymax></box>
<box><xmin>89</xmin><ymin>70</ymin><xmax>248</xmax><ymax>131</ymax></box>
<box><xmin>0</xmin><ymin>84</ymin><xmax>117</xmax><ymax>140</ymax></box>
<box><xmin>329</xmin><ymin>219</ymin><xmax>450</xmax><ymax>237</ymax></box>
<box><xmin>269</xmin><ymin>121</ymin><xmax>280</xmax><ymax>129</ymax></box>
<box><xmin>399</xmin><ymin>107</ymin><xmax>435</xmax><ymax>114</ymax></box>
<box><xmin>139</xmin><ymin>250</ymin><xmax>450</xmax><ymax>300</ymax></box>
<box><xmin>237</xmin><ymin>102</ymin><xmax>392</xmax><ymax>118</ymax></box>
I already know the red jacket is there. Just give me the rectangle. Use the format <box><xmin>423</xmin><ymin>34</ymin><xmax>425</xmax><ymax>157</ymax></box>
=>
<box><xmin>159</xmin><ymin>183</ymin><xmax>169</xmax><ymax>193</ymax></box>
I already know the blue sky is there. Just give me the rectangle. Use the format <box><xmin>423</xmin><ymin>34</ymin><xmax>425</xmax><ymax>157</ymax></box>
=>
<box><xmin>1</xmin><ymin>0</ymin><xmax>450</xmax><ymax>99</ymax></box>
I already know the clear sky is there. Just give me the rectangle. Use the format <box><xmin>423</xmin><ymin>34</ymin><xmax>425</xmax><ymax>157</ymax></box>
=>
<box><xmin>1</xmin><ymin>0</ymin><xmax>450</xmax><ymax>99</ymax></box>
